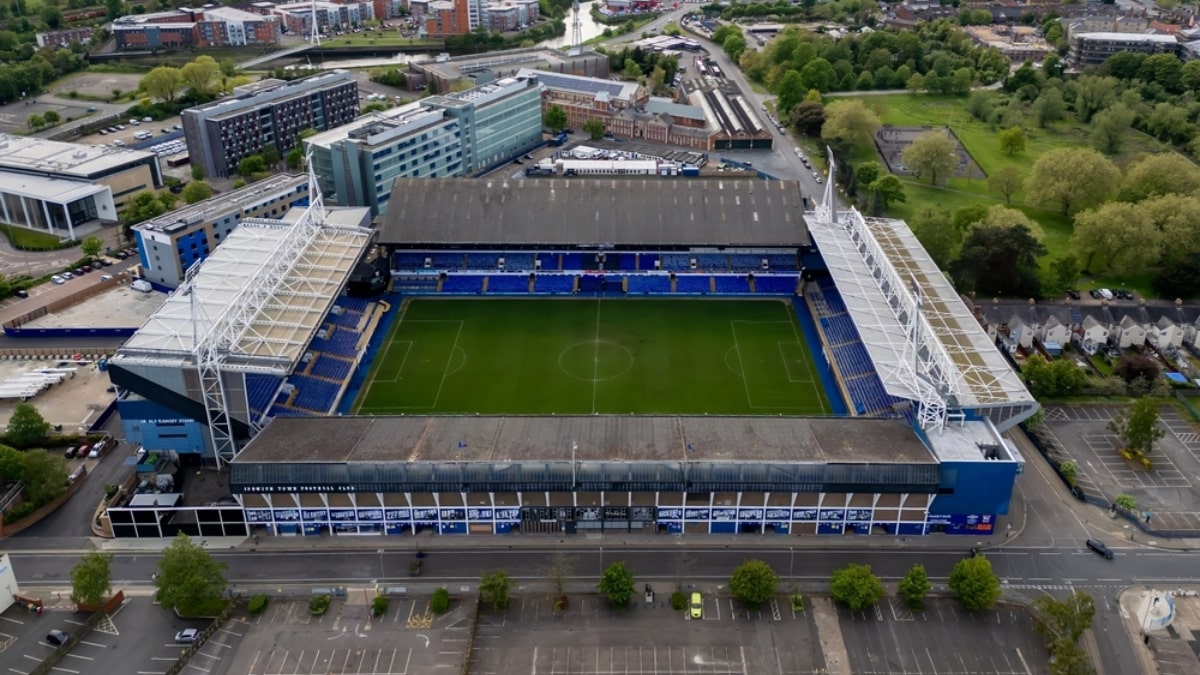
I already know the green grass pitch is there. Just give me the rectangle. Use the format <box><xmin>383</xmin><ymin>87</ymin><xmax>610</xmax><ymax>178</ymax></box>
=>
<box><xmin>352</xmin><ymin>298</ymin><xmax>831</xmax><ymax>416</ymax></box>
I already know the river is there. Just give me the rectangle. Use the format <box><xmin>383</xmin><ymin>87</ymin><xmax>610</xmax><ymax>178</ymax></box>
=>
<box><xmin>316</xmin><ymin>2</ymin><xmax>614</xmax><ymax>70</ymax></box>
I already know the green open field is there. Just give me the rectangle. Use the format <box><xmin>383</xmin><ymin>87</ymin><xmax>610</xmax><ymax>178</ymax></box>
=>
<box><xmin>353</xmin><ymin>298</ymin><xmax>831</xmax><ymax>416</ymax></box>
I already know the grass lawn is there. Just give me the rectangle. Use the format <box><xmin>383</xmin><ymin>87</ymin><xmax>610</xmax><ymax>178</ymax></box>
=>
<box><xmin>354</xmin><ymin>298</ymin><xmax>831</xmax><ymax>416</ymax></box>
<box><xmin>319</xmin><ymin>33</ymin><xmax>443</xmax><ymax>48</ymax></box>
<box><xmin>0</xmin><ymin>223</ymin><xmax>70</xmax><ymax>250</ymax></box>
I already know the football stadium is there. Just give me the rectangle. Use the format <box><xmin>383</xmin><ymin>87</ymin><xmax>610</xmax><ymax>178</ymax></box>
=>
<box><xmin>105</xmin><ymin>172</ymin><xmax>1037</xmax><ymax>539</ymax></box>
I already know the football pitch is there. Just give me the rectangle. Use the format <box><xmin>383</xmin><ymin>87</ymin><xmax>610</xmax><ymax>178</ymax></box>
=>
<box><xmin>352</xmin><ymin>298</ymin><xmax>831</xmax><ymax>416</ymax></box>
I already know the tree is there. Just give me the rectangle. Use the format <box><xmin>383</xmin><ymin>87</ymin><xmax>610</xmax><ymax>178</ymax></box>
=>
<box><xmin>729</xmin><ymin>559</ymin><xmax>778</xmax><ymax>609</ymax></box>
<box><xmin>6</xmin><ymin>402</ymin><xmax>49</xmax><ymax>448</ymax></box>
<box><xmin>598</xmin><ymin>561</ymin><xmax>636</xmax><ymax>609</ymax></box>
<box><xmin>1022</xmin><ymin>355</ymin><xmax>1088</xmax><ymax>399</ymax></box>
<box><xmin>1154</xmin><ymin>252</ymin><xmax>1200</xmax><ymax>299</ymax></box>
<box><xmin>70</xmin><ymin>552</ymin><xmax>113</xmax><ymax>606</ymax></box>
<box><xmin>987</xmin><ymin>166</ymin><xmax>1023</xmax><ymax>204</ymax></box>
<box><xmin>897</xmin><ymin>564</ymin><xmax>931</xmax><ymax>610</ymax></box>
<box><xmin>537</xmin><ymin>551</ymin><xmax>575</xmax><ymax>597</ymax></box>
<box><xmin>27</xmin><ymin>113</ymin><xmax>44</xmax><ymax>130</ymax></box>
<box><xmin>582</xmin><ymin>119</ymin><xmax>605</xmax><ymax>140</ymax></box>
<box><xmin>180</xmin><ymin>55</ymin><xmax>220</xmax><ymax>95</ymax></box>
<box><xmin>182</xmin><ymin>181</ymin><xmax>213</xmax><ymax>204</ymax></box>
<box><xmin>1090</xmin><ymin>103</ymin><xmax>1135</xmax><ymax>155</ymax></box>
<box><xmin>80</xmin><ymin>235</ymin><xmax>104</xmax><ymax>261</ymax></box>
<box><xmin>799</xmin><ymin>58</ymin><xmax>836</xmax><ymax>93</ymax></box>
<box><xmin>543</xmin><ymin>105</ymin><xmax>567</xmax><ymax>133</ymax></box>
<box><xmin>1032</xmin><ymin>88</ymin><xmax>1065</xmax><ymax>127</ymax></box>
<box><xmin>902</xmin><ymin>130</ymin><xmax>958</xmax><ymax>185</ymax></box>
<box><xmin>911</xmin><ymin>208</ymin><xmax>961</xmax><ymax>269</ymax></box>
<box><xmin>285</xmin><ymin>147</ymin><xmax>304</xmax><ymax>171</ymax></box>
<box><xmin>869</xmin><ymin>175</ymin><xmax>906</xmax><ymax>211</ymax></box>
<box><xmin>1047</xmin><ymin>638</ymin><xmax>1091</xmax><ymax>675</ymax></box>
<box><xmin>43</xmin><ymin>110</ymin><xmax>60</xmax><ymax>125</ymax></box>
<box><xmin>855</xmin><ymin>162</ymin><xmax>882</xmax><ymax>188</ymax></box>
<box><xmin>1033</xmin><ymin>591</ymin><xmax>1095</xmax><ymax>644</ymax></box>
<box><xmin>1071</xmin><ymin>75</ymin><xmax>1117</xmax><ymax>124</ymax></box>
<box><xmin>998</xmin><ymin>126</ymin><xmax>1026</xmax><ymax>155</ymax></box>
<box><xmin>1107</xmin><ymin>399</ymin><xmax>1165</xmax><ymax>457</ymax></box>
<box><xmin>789</xmin><ymin>100</ymin><xmax>825</xmax><ymax>136</ymax></box>
<box><xmin>479</xmin><ymin>570</ymin><xmax>510</xmax><ymax>611</ymax></box>
<box><xmin>1114</xmin><ymin>355</ymin><xmax>1161</xmax><ymax>385</ymax></box>
<box><xmin>1071</xmin><ymin>202</ymin><xmax>1158</xmax><ymax>276</ymax></box>
<box><xmin>237</xmin><ymin>155</ymin><xmax>267</xmax><ymax>178</ymax></box>
<box><xmin>821</xmin><ymin>99</ymin><xmax>882</xmax><ymax>154</ymax></box>
<box><xmin>951</xmin><ymin>221</ymin><xmax>1046</xmax><ymax>297</ymax></box>
<box><xmin>1047</xmin><ymin>254</ymin><xmax>1081</xmax><ymax>295</ymax></box>
<box><xmin>829</xmin><ymin>563</ymin><xmax>885</xmax><ymax>611</ymax></box>
<box><xmin>1120</xmin><ymin>153</ymin><xmax>1200</xmax><ymax>202</ymax></box>
<box><xmin>155</xmin><ymin>533</ymin><xmax>228</xmax><ymax>613</ymax></box>
<box><xmin>140</xmin><ymin>66</ymin><xmax>183</xmax><ymax>103</ymax></box>
<box><xmin>261</xmin><ymin>143</ymin><xmax>281</xmax><ymax>168</ymax></box>
<box><xmin>948</xmin><ymin>555</ymin><xmax>1001</xmax><ymax>611</ymax></box>
<box><xmin>1027</xmin><ymin>148</ymin><xmax>1120</xmax><ymax>215</ymax></box>
<box><xmin>17</xmin><ymin>450</ymin><xmax>68</xmax><ymax>504</ymax></box>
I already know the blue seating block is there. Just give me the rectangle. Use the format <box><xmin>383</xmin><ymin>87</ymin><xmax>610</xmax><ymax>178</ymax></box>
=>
<box><xmin>730</xmin><ymin>254</ymin><xmax>762</xmax><ymax>271</ymax></box>
<box><xmin>291</xmin><ymin>375</ymin><xmax>341</xmax><ymax>413</ymax></box>
<box><xmin>675</xmin><ymin>275</ymin><xmax>710</xmax><ymax>294</ymax></box>
<box><xmin>312</xmin><ymin>355</ymin><xmax>352</xmax><ymax>381</ymax></box>
<box><xmin>394</xmin><ymin>252</ymin><xmax>427</xmax><ymax>270</ymax></box>
<box><xmin>466</xmin><ymin>253</ymin><xmax>497</xmax><ymax>269</ymax></box>
<box><xmin>714</xmin><ymin>275</ymin><xmax>751</xmax><ymax>293</ymax></box>
<box><xmin>627</xmin><ymin>275</ymin><xmax>671</xmax><ymax>294</ymax></box>
<box><xmin>442</xmin><ymin>274</ymin><xmax>484</xmax><ymax>294</ymax></box>
<box><xmin>246</xmin><ymin>374</ymin><xmax>282</xmax><ymax>416</ymax></box>
<box><xmin>639</xmin><ymin>253</ymin><xmax>659</xmax><ymax>271</ymax></box>
<box><xmin>534</xmin><ymin>275</ymin><xmax>575</xmax><ymax>294</ymax></box>
<box><xmin>765</xmin><ymin>253</ymin><xmax>798</xmax><ymax>270</ymax></box>
<box><xmin>487</xmin><ymin>275</ymin><xmax>530</xmax><ymax>293</ymax></box>
<box><xmin>661</xmin><ymin>253</ymin><xmax>692</xmax><ymax>271</ymax></box>
<box><xmin>504</xmin><ymin>253</ymin><xmax>534</xmax><ymax>271</ymax></box>
<box><xmin>536</xmin><ymin>253</ymin><xmax>557</xmax><ymax>270</ymax></box>
<box><xmin>561</xmin><ymin>253</ymin><xmax>584</xmax><ymax>270</ymax></box>
<box><xmin>696</xmin><ymin>253</ymin><xmax>727</xmax><ymax>270</ymax></box>
<box><xmin>755</xmin><ymin>275</ymin><xmax>798</xmax><ymax>294</ymax></box>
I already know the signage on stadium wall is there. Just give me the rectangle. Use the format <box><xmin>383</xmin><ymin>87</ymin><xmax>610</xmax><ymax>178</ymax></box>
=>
<box><xmin>274</xmin><ymin>509</ymin><xmax>300</xmax><ymax>521</ymax></box>
<box><xmin>329</xmin><ymin>509</ymin><xmax>357</xmax><ymax>521</ymax></box>
<box><xmin>302</xmin><ymin>509</ymin><xmax>329</xmax><ymax>521</ymax></box>
<box><xmin>413</xmin><ymin>508</ymin><xmax>438</xmax><ymax>520</ymax></box>
<box><xmin>440</xmin><ymin>509</ymin><xmax>465</xmax><ymax>520</ymax></box>
<box><xmin>495</xmin><ymin>508</ymin><xmax>520</xmax><ymax>520</ymax></box>
<box><xmin>385</xmin><ymin>509</ymin><xmax>411</xmax><ymax>520</ymax></box>
<box><xmin>657</xmin><ymin>508</ymin><xmax>683</xmax><ymax>520</ymax></box>
<box><xmin>468</xmin><ymin>508</ymin><xmax>494</xmax><ymax>520</ymax></box>
<box><xmin>712</xmin><ymin>508</ymin><xmax>736</xmax><ymax>520</ymax></box>
<box><xmin>792</xmin><ymin>509</ymin><xmax>818</xmax><ymax>520</ymax></box>
<box><xmin>766</xmin><ymin>509</ymin><xmax>790</xmax><ymax>520</ymax></box>
<box><xmin>738</xmin><ymin>509</ymin><xmax>763</xmax><ymax>520</ymax></box>
<box><xmin>685</xmin><ymin>508</ymin><xmax>709</xmax><ymax>520</ymax></box>
<box><xmin>357</xmin><ymin>509</ymin><xmax>383</xmax><ymax>521</ymax></box>
<box><xmin>819</xmin><ymin>509</ymin><xmax>846</xmax><ymax>521</ymax></box>
<box><xmin>846</xmin><ymin>509</ymin><xmax>872</xmax><ymax>521</ymax></box>
<box><xmin>246</xmin><ymin>509</ymin><xmax>272</xmax><ymax>523</ymax></box>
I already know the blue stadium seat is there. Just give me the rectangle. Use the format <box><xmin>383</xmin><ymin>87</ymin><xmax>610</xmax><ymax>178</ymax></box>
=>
<box><xmin>639</xmin><ymin>253</ymin><xmax>660</xmax><ymax>271</ymax></box>
<box><xmin>561</xmin><ymin>253</ymin><xmax>584</xmax><ymax>270</ymax></box>
<box><xmin>312</xmin><ymin>355</ymin><xmax>352</xmax><ymax>381</ymax></box>
<box><xmin>246</xmin><ymin>374</ymin><xmax>282</xmax><ymax>418</ymax></box>
<box><xmin>627</xmin><ymin>275</ymin><xmax>671</xmax><ymax>294</ymax></box>
<box><xmin>391</xmin><ymin>274</ymin><xmax>440</xmax><ymax>290</ymax></box>
<box><xmin>578</xmin><ymin>274</ymin><xmax>607</xmax><ymax>294</ymax></box>
<box><xmin>535</xmin><ymin>252</ymin><xmax>557</xmax><ymax>270</ymax></box>
<box><xmin>675</xmin><ymin>275</ymin><xmax>710</xmax><ymax>294</ymax></box>
<box><xmin>696</xmin><ymin>253</ymin><xmax>728</xmax><ymax>270</ymax></box>
<box><xmin>430</xmin><ymin>253</ymin><xmax>465</xmax><ymax>270</ymax></box>
<box><xmin>765</xmin><ymin>253</ymin><xmax>798</xmax><ymax>270</ymax></box>
<box><xmin>290</xmin><ymin>375</ymin><xmax>342</xmax><ymax>413</ymax></box>
<box><xmin>486</xmin><ymin>275</ymin><xmax>530</xmax><ymax>293</ymax></box>
<box><xmin>442</xmin><ymin>274</ymin><xmax>484</xmax><ymax>294</ymax></box>
<box><xmin>504</xmin><ymin>253</ymin><xmax>534</xmax><ymax>271</ymax></box>
<box><xmin>730</xmin><ymin>254</ymin><xmax>763</xmax><ymax>271</ymax></box>
<box><xmin>533</xmin><ymin>275</ymin><xmax>575</xmax><ymax>294</ymax></box>
<box><xmin>714</xmin><ymin>275</ymin><xmax>751</xmax><ymax>294</ymax></box>
<box><xmin>661</xmin><ymin>253</ymin><xmax>692</xmax><ymax>271</ymax></box>
<box><xmin>467</xmin><ymin>253</ymin><xmax>497</xmax><ymax>269</ymax></box>
<box><xmin>394</xmin><ymin>252</ymin><xmax>428</xmax><ymax>270</ymax></box>
<box><xmin>755</xmin><ymin>275</ymin><xmax>798</xmax><ymax>294</ymax></box>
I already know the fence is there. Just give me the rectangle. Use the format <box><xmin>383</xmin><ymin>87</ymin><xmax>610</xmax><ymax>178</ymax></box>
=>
<box><xmin>27</xmin><ymin>609</ymin><xmax>105</xmax><ymax>675</ymax></box>
<box><xmin>3</xmin><ymin>272</ymin><xmax>136</xmax><ymax>339</ymax></box>
<box><xmin>162</xmin><ymin>598</ymin><xmax>244</xmax><ymax>675</ymax></box>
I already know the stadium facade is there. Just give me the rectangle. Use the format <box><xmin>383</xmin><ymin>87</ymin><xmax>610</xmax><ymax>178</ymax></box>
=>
<box><xmin>107</xmin><ymin>176</ymin><xmax>1037</xmax><ymax>539</ymax></box>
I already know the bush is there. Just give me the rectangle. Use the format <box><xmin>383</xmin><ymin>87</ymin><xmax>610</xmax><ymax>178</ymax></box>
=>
<box><xmin>372</xmin><ymin>595</ymin><xmax>390</xmax><ymax>616</ymax></box>
<box><xmin>790</xmin><ymin>593</ymin><xmax>804</xmax><ymax>612</ymax></box>
<box><xmin>309</xmin><ymin>594</ymin><xmax>331</xmax><ymax>615</ymax></box>
<box><xmin>670</xmin><ymin>591</ymin><xmax>687</xmax><ymax>611</ymax></box>
<box><xmin>430</xmin><ymin>588</ymin><xmax>449</xmax><ymax>614</ymax></box>
<box><xmin>247</xmin><ymin>594</ymin><xmax>269</xmax><ymax>616</ymax></box>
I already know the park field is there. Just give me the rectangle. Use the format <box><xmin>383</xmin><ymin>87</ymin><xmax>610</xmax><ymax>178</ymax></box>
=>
<box><xmin>353</xmin><ymin>298</ymin><xmax>831</xmax><ymax>416</ymax></box>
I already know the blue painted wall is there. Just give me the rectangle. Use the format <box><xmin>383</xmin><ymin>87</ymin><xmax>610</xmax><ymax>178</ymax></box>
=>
<box><xmin>118</xmin><ymin>399</ymin><xmax>208</xmax><ymax>454</ymax></box>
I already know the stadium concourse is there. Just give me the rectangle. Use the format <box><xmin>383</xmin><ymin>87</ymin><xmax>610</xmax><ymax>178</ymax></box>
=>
<box><xmin>222</xmin><ymin>178</ymin><xmax>1035</xmax><ymax>541</ymax></box>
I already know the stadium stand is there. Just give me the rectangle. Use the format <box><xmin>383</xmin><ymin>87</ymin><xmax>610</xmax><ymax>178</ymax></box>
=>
<box><xmin>394</xmin><ymin>252</ymin><xmax>428</xmax><ymax>270</ymax></box>
<box><xmin>675</xmin><ymin>275</ymin><xmax>711</xmax><ymax>294</ymax></box>
<box><xmin>639</xmin><ymin>253</ymin><xmax>660</xmax><ymax>270</ymax></box>
<box><xmin>487</xmin><ymin>275</ymin><xmax>531</xmax><ymax>293</ymax></box>
<box><xmin>391</xmin><ymin>274</ymin><xmax>440</xmax><ymax>291</ymax></box>
<box><xmin>714</xmin><ymin>275</ymin><xmax>751</xmax><ymax>294</ymax></box>
<box><xmin>562</xmin><ymin>253</ymin><xmax>584</xmax><ymax>269</ymax></box>
<box><xmin>442</xmin><ymin>274</ymin><xmax>485</xmax><ymax>294</ymax></box>
<box><xmin>290</xmin><ymin>374</ymin><xmax>342</xmax><ymax>413</ymax></box>
<box><xmin>246</xmin><ymin>374</ymin><xmax>282</xmax><ymax>419</ymax></box>
<box><xmin>504</xmin><ymin>253</ymin><xmax>535</xmax><ymax>271</ymax></box>
<box><xmin>467</xmin><ymin>253</ymin><xmax>498</xmax><ymax>269</ymax></box>
<box><xmin>536</xmin><ymin>252</ymin><xmax>557</xmax><ymax>270</ymax></box>
<box><xmin>754</xmin><ymin>275</ymin><xmax>799</xmax><ymax>294</ymax></box>
<box><xmin>534</xmin><ymin>275</ymin><xmax>576</xmax><ymax>294</ymax></box>
<box><xmin>627</xmin><ymin>275</ymin><xmax>672</xmax><ymax>294</ymax></box>
<box><xmin>661</xmin><ymin>253</ymin><xmax>692</xmax><ymax>270</ymax></box>
<box><xmin>765</xmin><ymin>253</ymin><xmax>798</xmax><ymax>269</ymax></box>
<box><xmin>730</xmin><ymin>254</ymin><xmax>762</xmax><ymax>271</ymax></box>
<box><xmin>312</xmin><ymin>354</ymin><xmax>353</xmax><ymax>381</ymax></box>
<box><xmin>696</xmin><ymin>253</ymin><xmax>727</xmax><ymax>270</ymax></box>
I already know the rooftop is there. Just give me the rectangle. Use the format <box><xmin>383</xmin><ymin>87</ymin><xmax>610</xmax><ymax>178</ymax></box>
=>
<box><xmin>517</xmin><ymin>68</ymin><xmax>642</xmax><ymax>104</ymax></box>
<box><xmin>234</xmin><ymin>415</ymin><xmax>936</xmax><ymax>465</ymax></box>
<box><xmin>135</xmin><ymin>173</ymin><xmax>308</xmax><ymax>234</ymax></box>
<box><xmin>187</xmin><ymin>70</ymin><xmax>354</xmax><ymax>118</ymax></box>
<box><xmin>0</xmin><ymin>170</ymin><xmax>111</xmax><ymax>203</ymax></box>
<box><xmin>1074</xmin><ymin>31</ymin><xmax>1180</xmax><ymax>42</ymax></box>
<box><xmin>378</xmin><ymin>178</ymin><xmax>811</xmax><ymax>247</ymax></box>
<box><xmin>0</xmin><ymin>133</ymin><xmax>157</xmax><ymax>179</ymax></box>
<box><xmin>115</xmin><ymin>205</ymin><xmax>372</xmax><ymax>369</ymax></box>
<box><xmin>806</xmin><ymin>208</ymin><xmax>1035</xmax><ymax>427</ymax></box>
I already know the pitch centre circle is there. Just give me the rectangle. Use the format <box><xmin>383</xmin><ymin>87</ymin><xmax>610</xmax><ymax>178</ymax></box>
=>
<box><xmin>558</xmin><ymin>340</ymin><xmax>634</xmax><ymax>382</ymax></box>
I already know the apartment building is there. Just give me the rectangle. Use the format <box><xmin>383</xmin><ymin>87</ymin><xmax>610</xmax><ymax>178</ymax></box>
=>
<box><xmin>113</xmin><ymin>8</ymin><xmax>280</xmax><ymax>49</ymax></box>
<box><xmin>36</xmin><ymin>27</ymin><xmax>94</xmax><ymax>49</ymax></box>
<box><xmin>182</xmin><ymin>70</ymin><xmax>359</xmax><ymax>179</ymax></box>
<box><xmin>305</xmin><ymin>74</ymin><xmax>542</xmax><ymax>215</ymax></box>
<box><xmin>1068</xmin><ymin>32</ymin><xmax>1180</xmax><ymax>67</ymax></box>
<box><xmin>134</xmin><ymin>174</ymin><xmax>311</xmax><ymax>289</ymax></box>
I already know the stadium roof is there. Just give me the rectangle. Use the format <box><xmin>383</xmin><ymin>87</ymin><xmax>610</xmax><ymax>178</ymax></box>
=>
<box><xmin>807</xmin><ymin>209</ymin><xmax>1035</xmax><ymax>428</ymax></box>
<box><xmin>378</xmin><ymin>178</ymin><xmax>811</xmax><ymax>247</ymax></box>
<box><xmin>115</xmin><ymin>216</ymin><xmax>373</xmax><ymax>370</ymax></box>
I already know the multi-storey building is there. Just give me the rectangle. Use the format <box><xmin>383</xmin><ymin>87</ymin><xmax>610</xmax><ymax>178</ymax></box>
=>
<box><xmin>133</xmin><ymin>174</ymin><xmax>310</xmax><ymax>289</ymax></box>
<box><xmin>1068</xmin><ymin>32</ymin><xmax>1181</xmax><ymax>67</ymax></box>
<box><xmin>258</xmin><ymin>1</ymin><xmax>375</xmax><ymax>35</ymax></box>
<box><xmin>305</xmin><ymin>74</ymin><xmax>542</xmax><ymax>215</ymax></box>
<box><xmin>182</xmin><ymin>70</ymin><xmax>359</xmax><ymax>179</ymax></box>
<box><xmin>113</xmin><ymin>8</ymin><xmax>280</xmax><ymax>49</ymax></box>
<box><xmin>36</xmin><ymin>27</ymin><xmax>94</xmax><ymax>49</ymax></box>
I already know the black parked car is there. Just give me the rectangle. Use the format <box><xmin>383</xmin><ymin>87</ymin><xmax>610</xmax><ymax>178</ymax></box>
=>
<box><xmin>1066</xmin><ymin>289</ymin><xmax>1081</xmax><ymax>300</ymax></box>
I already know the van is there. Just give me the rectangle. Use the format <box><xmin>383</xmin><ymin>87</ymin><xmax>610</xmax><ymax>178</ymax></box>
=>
<box><xmin>1086</xmin><ymin>538</ymin><xmax>1114</xmax><ymax>560</ymax></box>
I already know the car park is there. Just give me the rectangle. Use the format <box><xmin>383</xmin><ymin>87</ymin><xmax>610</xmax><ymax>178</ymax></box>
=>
<box><xmin>115</xmin><ymin>124</ymin><xmax>125</xmax><ymax>130</ymax></box>
<box><xmin>46</xmin><ymin>629</ymin><xmax>70</xmax><ymax>646</ymax></box>
<box><xmin>1086</xmin><ymin>538</ymin><xmax>1114</xmax><ymax>559</ymax></box>
<box><xmin>88</xmin><ymin>445</ymin><xmax>102</xmax><ymax>459</ymax></box>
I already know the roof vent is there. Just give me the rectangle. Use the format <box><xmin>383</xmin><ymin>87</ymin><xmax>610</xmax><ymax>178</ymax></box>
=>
<box><xmin>72</xmin><ymin>150</ymin><xmax>87</xmax><ymax>159</ymax></box>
